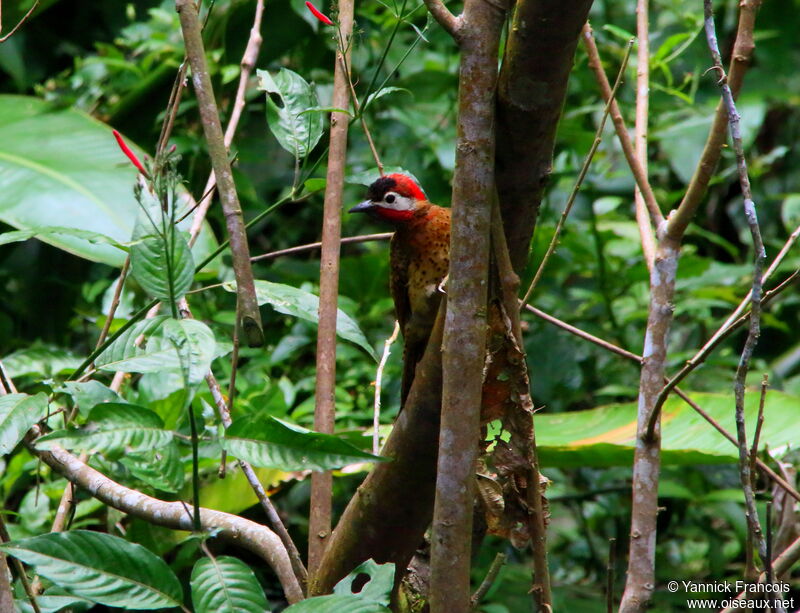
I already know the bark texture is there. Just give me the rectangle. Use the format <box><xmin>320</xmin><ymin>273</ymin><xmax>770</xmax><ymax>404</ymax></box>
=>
<box><xmin>496</xmin><ymin>0</ymin><xmax>594</xmax><ymax>271</ymax></box>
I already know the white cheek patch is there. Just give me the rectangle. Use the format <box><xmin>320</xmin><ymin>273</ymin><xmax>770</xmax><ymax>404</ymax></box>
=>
<box><xmin>379</xmin><ymin>192</ymin><xmax>416</xmax><ymax>211</ymax></box>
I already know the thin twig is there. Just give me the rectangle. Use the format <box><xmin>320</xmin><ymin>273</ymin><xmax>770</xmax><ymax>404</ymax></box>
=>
<box><xmin>0</xmin><ymin>507</ymin><xmax>41</xmax><ymax>613</ymax></box>
<box><xmin>650</xmin><ymin>223</ymin><xmax>800</xmax><ymax>427</ymax></box>
<box><xmin>373</xmin><ymin>321</ymin><xmax>400</xmax><ymax>454</ymax></box>
<box><xmin>95</xmin><ymin>257</ymin><xmax>131</xmax><ymax>351</ymax></box>
<box><xmin>339</xmin><ymin>56</ymin><xmax>383</xmax><ymax>174</ymax></box>
<box><xmin>422</xmin><ymin>0</ymin><xmax>461</xmax><ymax>38</ymax></box>
<box><xmin>704</xmin><ymin>0</ymin><xmax>767</xmax><ymax>566</ymax></box>
<box><xmin>176</xmin><ymin>0</ymin><xmax>263</xmax><ymax>347</ymax></box>
<box><xmin>0</xmin><ymin>0</ymin><xmax>39</xmax><ymax>43</ymax></box>
<box><xmin>581</xmin><ymin>23</ymin><xmax>664</xmax><ymax>232</ymax></box>
<box><xmin>251</xmin><ymin>232</ymin><xmax>393</xmax><ymax>262</ymax></box>
<box><xmin>0</xmin><ymin>360</ymin><xmax>17</xmax><ymax>394</ymax></box>
<box><xmin>470</xmin><ymin>552</ymin><xmax>506</xmax><ymax>609</ymax></box>
<box><xmin>520</xmin><ymin>38</ymin><xmax>634</xmax><ymax>307</ymax></box>
<box><xmin>749</xmin><ymin>374</ymin><xmax>768</xmax><ymax>482</ymax></box>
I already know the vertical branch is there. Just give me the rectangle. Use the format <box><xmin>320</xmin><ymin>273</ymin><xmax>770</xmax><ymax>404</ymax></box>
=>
<box><xmin>703</xmin><ymin>0</ymin><xmax>768</xmax><ymax>566</ymax></box>
<box><xmin>633</xmin><ymin>1</ymin><xmax>656</xmax><ymax>267</ymax></box>
<box><xmin>619</xmin><ymin>234</ymin><xmax>680</xmax><ymax>613</ymax></box>
<box><xmin>429</xmin><ymin>1</ymin><xmax>506</xmax><ymax>610</ymax></box>
<box><xmin>175</xmin><ymin>0</ymin><xmax>264</xmax><ymax>347</ymax></box>
<box><xmin>308</xmin><ymin>0</ymin><xmax>355</xmax><ymax>576</ymax></box>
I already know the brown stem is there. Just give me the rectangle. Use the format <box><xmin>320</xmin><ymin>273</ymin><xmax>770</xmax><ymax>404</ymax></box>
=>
<box><xmin>581</xmin><ymin>23</ymin><xmax>664</xmax><ymax>233</ymax></box>
<box><xmin>30</xmin><ymin>440</ymin><xmax>304</xmax><ymax>603</ymax></box>
<box><xmin>0</xmin><ymin>507</ymin><xmax>40</xmax><ymax>613</ymax></box>
<box><xmin>309</xmin><ymin>0</ymin><xmax>356</xmax><ymax>576</ymax></box>
<box><xmin>430</xmin><ymin>1</ymin><xmax>506</xmax><ymax>609</ymax></box>
<box><xmin>373</xmin><ymin>321</ymin><xmax>400</xmax><ymax>454</ymax></box>
<box><xmin>0</xmin><ymin>0</ymin><xmax>39</xmax><ymax>43</ymax></box>
<box><xmin>633</xmin><ymin>0</ymin><xmax>656</xmax><ymax>268</ymax></box>
<box><xmin>469</xmin><ymin>552</ymin><xmax>506</xmax><ymax>609</ymax></box>
<box><xmin>176</xmin><ymin>0</ymin><xmax>263</xmax><ymax>347</ymax></box>
<box><xmin>95</xmin><ymin>257</ymin><xmax>131</xmax><ymax>351</ymax></box>
<box><xmin>704</xmin><ymin>0</ymin><xmax>768</xmax><ymax>567</ymax></box>
<box><xmin>422</xmin><ymin>0</ymin><xmax>461</xmax><ymax>38</ymax></box>
<box><xmin>619</xmin><ymin>234</ymin><xmax>680</xmax><ymax>612</ymax></box>
<box><xmin>188</xmin><ymin>0</ymin><xmax>266</xmax><ymax>244</ymax></box>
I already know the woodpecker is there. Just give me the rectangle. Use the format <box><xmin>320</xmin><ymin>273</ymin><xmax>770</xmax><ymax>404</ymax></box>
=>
<box><xmin>349</xmin><ymin>173</ymin><xmax>450</xmax><ymax>405</ymax></box>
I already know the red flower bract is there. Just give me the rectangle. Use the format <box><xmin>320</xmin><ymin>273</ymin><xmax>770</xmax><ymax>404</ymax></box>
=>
<box><xmin>112</xmin><ymin>129</ymin><xmax>149</xmax><ymax>177</ymax></box>
<box><xmin>305</xmin><ymin>1</ymin><xmax>333</xmax><ymax>26</ymax></box>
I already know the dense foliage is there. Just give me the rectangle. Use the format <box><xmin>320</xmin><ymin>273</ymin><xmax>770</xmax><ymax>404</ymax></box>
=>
<box><xmin>0</xmin><ymin>0</ymin><xmax>798</xmax><ymax>610</ymax></box>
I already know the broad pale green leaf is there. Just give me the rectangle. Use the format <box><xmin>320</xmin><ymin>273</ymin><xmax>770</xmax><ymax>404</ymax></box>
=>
<box><xmin>0</xmin><ymin>95</ymin><xmax>218</xmax><ymax>267</ymax></box>
<box><xmin>0</xmin><ymin>393</ymin><xmax>48</xmax><ymax>454</ymax></box>
<box><xmin>191</xmin><ymin>556</ymin><xmax>270</xmax><ymax>613</ymax></box>
<box><xmin>58</xmin><ymin>380</ymin><xmax>123</xmax><ymax>418</ymax></box>
<box><xmin>257</xmin><ymin>68</ymin><xmax>323</xmax><ymax>158</ymax></box>
<box><xmin>284</xmin><ymin>560</ymin><xmax>394</xmax><ymax>612</ymax></box>
<box><xmin>534</xmin><ymin>391</ymin><xmax>800</xmax><ymax>468</ymax></box>
<box><xmin>223</xmin><ymin>280</ymin><xmax>378</xmax><ymax>360</ymax></box>
<box><xmin>363</xmin><ymin>86</ymin><xmax>411</xmax><ymax>110</ymax></box>
<box><xmin>158</xmin><ymin>318</ymin><xmax>216</xmax><ymax>386</ymax></box>
<box><xmin>2</xmin><ymin>345</ymin><xmax>80</xmax><ymax>378</ymax></box>
<box><xmin>15</xmin><ymin>593</ymin><xmax>93</xmax><ymax>613</ymax></box>
<box><xmin>0</xmin><ymin>226</ymin><xmax>127</xmax><ymax>250</ymax></box>
<box><xmin>0</xmin><ymin>530</ymin><xmax>183</xmax><ymax>609</ymax></box>
<box><xmin>35</xmin><ymin>403</ymin><xmax>172</xmax><ymax>454</ymax></box>
<box><xmin>224</xmin><ymin>416</ymin><xmax>386</xmax><ymax>471</ymax></box>
<box><xmin>130</xmin><ymin>199</ymin><xmax>195</xmax><ymax>303</ymax></box>
<box><xmin>94</xmin><ymin>316</ymin><xmax>173</xmax><ymax>373</ymax></box>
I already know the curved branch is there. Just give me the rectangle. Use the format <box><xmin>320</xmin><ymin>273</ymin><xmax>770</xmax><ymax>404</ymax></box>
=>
<box><xmin>422</xmin><ymin>0</ymin><xmax>461</xmax><ymax>39</ymax></box>
<box><xmin>32</xmin><ymin>442</ymin><xmax>304</xmax><ymax>604</ymax></box>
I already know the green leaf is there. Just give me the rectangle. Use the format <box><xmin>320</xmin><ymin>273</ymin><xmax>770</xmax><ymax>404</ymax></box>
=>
<box><xmin>35</xmin><ymin>403</ymin><xmax>172</xmax><ymax>454</ymax></box>
<box><xmin>781</xmin><ymin>194</ymin><xmax>800</xmax><ymax>232</ymax></box>
<box><xmin>191</xmin><ymin>556</ymin><xmax>271</xmax><ymax>613</ymax></box>
<box><xmin>0</xmin><ymin>95</ymin><xmax>218</xmax><ymax>267</ymax></box>
<box><xmin>363</xmin><ymin>87</ymin><xmax>411</xmax><ymax>110</ymax></box>
<box><xmin>534</xmin><ymin>391</ymin><xmax>800</xmax><ymax>468</ymax></box>
<box><xmin>94</xmin><ymin>317</ymin><xmax>215</xmax><ymax>385</ymax></box>
<box><xmin>0</xmin><ymin>393</ymin><xmax>48</xmax><ymax>454</ymax></box>
<box><xmin>0</xmin><ymin>226</ymin><xmax>127</xmax><ymax>250</ymax></box>
<box><xmin>283</xmin><ymin>560</ymin><xmax>394</xmax><ymax>612</ymax></box>
<box><xmin>223</xmin><ymin>280</ymin><xmax>377</xmax><ymax>360</ymax></box>
<box><xmin>121</xmin><ymin>441</ymin><xmax>184</xmax><ymax>492</ymax></box>
<box><xmin>345</xmin><ymin>166</ymin><xmax>421</xmax><ymax>188</ymax></box>
<box><xmin>129</xmin><ymin>191</ymin><xmax>195</xmax><ymax>303</ymax></box>
<box><xmin>158</xmin><ymin>318</ymin><xmax>217</xmax><ymax>386</ymax></box>
<box><xmin>58</xmin><ymin>381</ymin><xmax>123</xmax><ymax>418</ymax></box>
<box><xmin>333</xmin><ymin>560</ymin><xmax>394</xmax><ymax>606</ymax></box>
<box><xmin>0</xmin><ymin>530</ymin><xmax>183</xmax><ymax>609</ymax></box>
<box><xmin>224</xmin><ymin>415</ymin><xmax>386</xmax><ymax>471</ymax></box>
<box><xmin>257</xmin><ymin>68</ymin><xmax>324</xmax><ymax>158</ymax></box>
<box><xmin>94</xmin><ymin>316</ymin><xmax>173</xmax><ymax>373</ymax></box>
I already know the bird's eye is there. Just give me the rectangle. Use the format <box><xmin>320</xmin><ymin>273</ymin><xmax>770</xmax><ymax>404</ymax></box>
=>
<box><xmin>385</xmin><ymin>194</ymin><xmax>396</xmax><ymax>204</ymax></box>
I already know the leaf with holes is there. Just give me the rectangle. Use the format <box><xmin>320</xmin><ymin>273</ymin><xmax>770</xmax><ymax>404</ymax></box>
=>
<box><xmin>34</xmin><ymin>403</ymin><xmax>172</xmax><ymax>454</ymax></box>
<box><xmin>0</xmin><ymin>530</ymin><xmax>183</xmax><ymax>609</ymax></box>
<box><xmin>191</xmin><ymin>556</ymin><xmax>271</xmax><ymax>613</ymax></box>
<box><xmin>224</xmin><ymin>415</ymin><xmax>386</xmax><ymax>471</ymax></box>
<box><xmin>283</xmin><ymin>560</ymin><xmax>394</xmax><ymax>612</ymax></box>
<box><xmin>257</xmin><ymin>68</ymin><xmax>324</xmax><ymax>159</ymax></box>
<box><xmin>0</xmin><ymin>393</ymin><xmax>48</xmax><ymax>454</ymax></box>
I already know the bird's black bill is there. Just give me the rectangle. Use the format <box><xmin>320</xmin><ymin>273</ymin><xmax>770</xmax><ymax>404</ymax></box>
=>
<box><xmin>348</xmin><ymin>200</ymin><xmax>375</xmax><ymax>213</ymax></box>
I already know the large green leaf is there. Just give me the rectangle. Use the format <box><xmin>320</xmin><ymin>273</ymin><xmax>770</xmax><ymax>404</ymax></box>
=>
<box><xmin>257</xmin><ymin>68</ymin><xmax>324</xmax><ymax>158</ymax></box>
<box><xmin>224</xmin><ymin>415</ymin><xmax>386</xmax><ymax>471</ymax></box>
<box><xmin>191</xmin><ymin>556</ymin><xmax>271</xmax><ymax>613</ymax></box>
<box><xmin>0</xmin><ymin>95</ymin><xmax>217</xmax><ymax>267</ymax></box>
<box><xmin>534</xmin><ymin>391</ymin><xmax>800</xmax><ymax>468</ymax></box>
<box><xmin>0</xmin><ymin>393</ymin><xmax>48</xmax><ymax>454</ymax></box>
<box><xmin>94</xmin><ymin>317</ymin><xmax>215</xmax><ymax>385</ymax></box>
<box><xmin>223</xmin><ymin>280</ymin><xmax>378</xmax><ymax>360</ymax></box>
<box><xmin>0</xmin><ymin>530</ymin><xmax>183</xmax><ymax>609</ymax></box>
<box><xmin>34</xmin><ymin>403</ymin><xmax>173</xmax><ymax>454</ymax></box>
<box><xmin>283</xmin><ymin>560</ymin><xmax>394</xmax><ymax>613</ymax></box>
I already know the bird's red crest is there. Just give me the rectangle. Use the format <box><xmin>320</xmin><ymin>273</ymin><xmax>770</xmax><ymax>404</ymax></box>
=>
<box><xmin>386</xmin><ymin>173</ymin><xmax>426</xmax><ymax>201</ymax></box>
